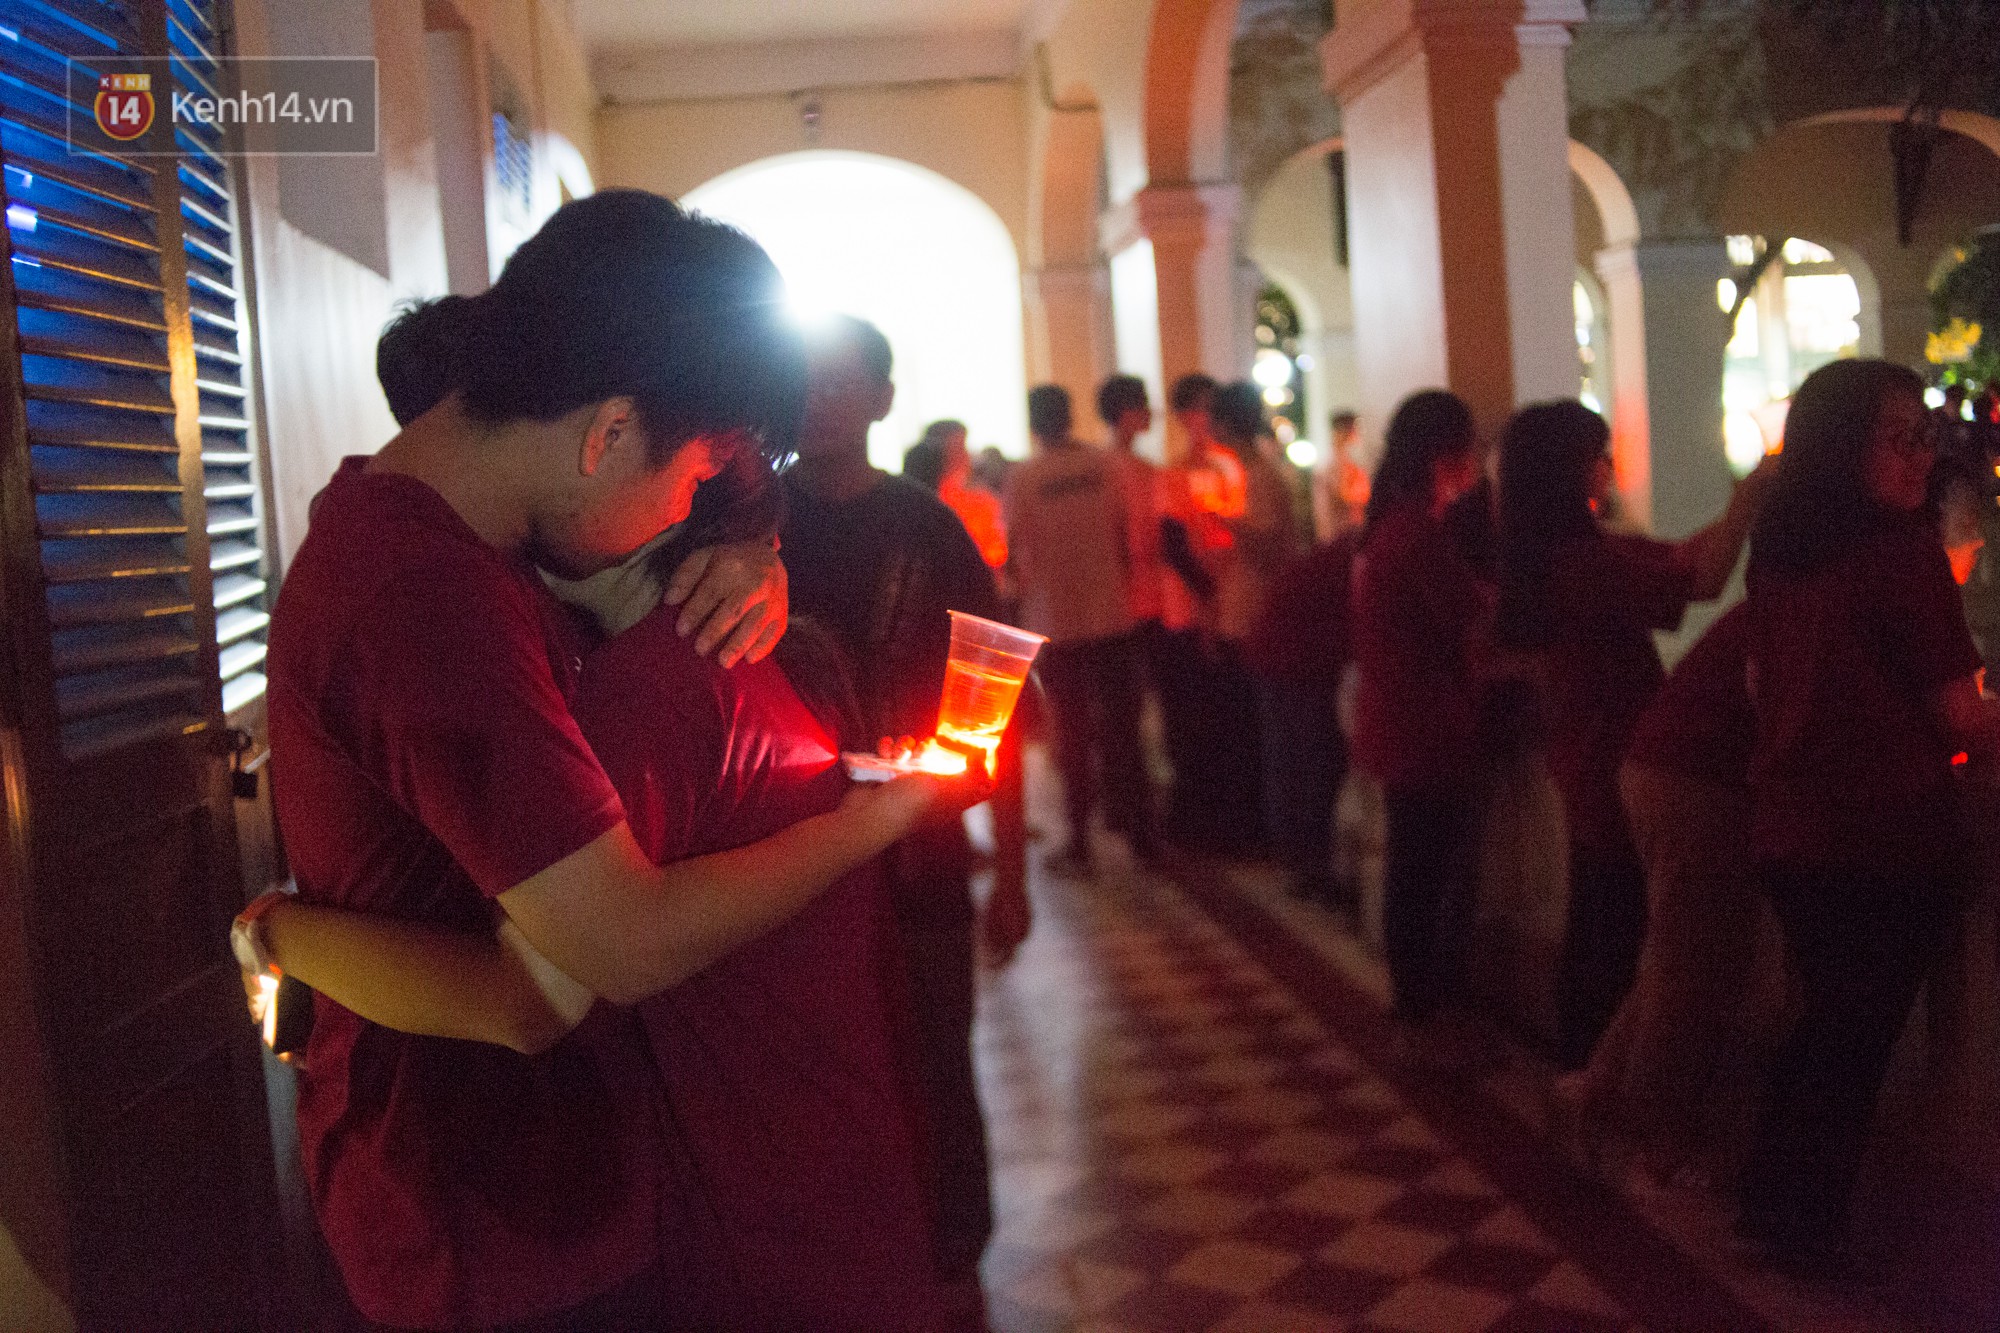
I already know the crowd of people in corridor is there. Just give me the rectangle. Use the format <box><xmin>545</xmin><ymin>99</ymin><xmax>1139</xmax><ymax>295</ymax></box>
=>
<box><xmin>228</xmin><ymin>190</ymin><xmax>1999</xmax><ymax>1330</ymax></box>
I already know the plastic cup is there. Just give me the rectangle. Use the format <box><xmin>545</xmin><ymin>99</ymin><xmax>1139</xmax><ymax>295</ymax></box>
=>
<box><xmin>841</xmin><ymin>611</ymin><xmax>1046</xmax><ymax>781</ymax></box>
<box><xmin>933</xmin><ymin>611</ymin><xmax>1047</xmax><ymax>774</ymax></box>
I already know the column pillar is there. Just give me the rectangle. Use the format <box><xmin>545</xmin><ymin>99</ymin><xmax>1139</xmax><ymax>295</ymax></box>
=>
<box><xmin>1024</xmin><ymin>262</ymin><xmax>1115</xmax><ymax>432</ymax></box>
<box><xmin>1592</xmin><ymin>242</ymin><xmax>1653</xmax><ymax>530</ymax></box>
<box><xmin>1322</xmin><ymin>0</ymin><xmax>1585</xmax><ymax>441</ymax></box>
<box><xmin>1102</xmin><ymin>183</ymin><xmax>1243</xmax><ymax>459</ymax></box>
<box><xmin>1630</xmin><ymin>239</ymin><xmax>1732</xmax><ymax>541</ymax></box>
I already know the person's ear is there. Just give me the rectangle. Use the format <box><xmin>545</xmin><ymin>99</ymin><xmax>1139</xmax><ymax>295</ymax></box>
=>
<box><xmin>869</xmin><ymin>378</ymin><xmax>896</xmax><ymax>426</ymax></box>
<box><xmin>578</xmin><ymin>397</ymin><xmax>640</xmax><ymax>477</ymax></box>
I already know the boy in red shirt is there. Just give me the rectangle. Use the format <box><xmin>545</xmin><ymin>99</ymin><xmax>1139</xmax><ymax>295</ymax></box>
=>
<box><xmin>245</xmin><ymin>193</ymin><xmax>976</xmax><ymax>1329</ymax></box>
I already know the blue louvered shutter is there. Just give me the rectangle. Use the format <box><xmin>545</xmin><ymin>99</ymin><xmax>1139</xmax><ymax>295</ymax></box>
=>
<box><xmin>1</xmin><ymin>0</ymin><xmax>270</xmax><ymax>761</ymax></box>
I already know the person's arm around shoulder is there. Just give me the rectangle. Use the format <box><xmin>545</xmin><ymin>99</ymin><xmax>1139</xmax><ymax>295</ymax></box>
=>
<box><xmin>662</xmin><ymin>537</ymin><xmax>787</xmax><ymax>668</ymax></box>
<box><xmin>253</xmin><ymin>771</ymin><xmax>981</xmax><ymax>1048</ymax></box>
<box><xmin>1673</xmin><ymin>452</ymin><xmax>1781</xmax><ymax>601</ymax></box>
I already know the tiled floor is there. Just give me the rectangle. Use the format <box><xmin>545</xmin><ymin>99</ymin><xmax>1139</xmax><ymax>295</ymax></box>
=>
<box><xmin>973</xmin><ymin>857</ymin><xmax>1767</xmax><ymax>1333</ymax></box>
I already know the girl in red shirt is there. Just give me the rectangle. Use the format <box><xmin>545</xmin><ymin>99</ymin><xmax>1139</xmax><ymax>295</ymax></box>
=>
<box><xmin>1495</xmin><ymin>401</ymin><xmax>1775</xmax><ymax>1071</ymax></box>
<box><xmin>1738</xmin><ymin>360</ymin><xmax>1999</xmax><ymax>1277</ymax></box>
<box><xmin>1351</xmin><ymin>391</ymin><xmax>1489</xmax><ymax>1044</ymax></box>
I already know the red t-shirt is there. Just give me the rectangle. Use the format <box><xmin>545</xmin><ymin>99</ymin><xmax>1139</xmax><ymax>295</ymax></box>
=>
<box><xmin>1542</xmin><ymin>533</ymin><xmax>1695</xmax><ymax>852</ymax></box>
<box><xmin>1352</xmin><ymin>502</ymin><xmax>1490</xmax><ymax>787</ymax></box>
<box><xmin>1243</xmin><ymin>530</ymin><xmax>1360</xmax><ymax>689</ymax></box>
<box><xmin>569</xmin><ymin>610</ymin><xmax>945</xmax><ymax>1330</ymax></box>
<box><xmin>268</xmin><ymin>459</ymin><xmax>658</xmax><ymax>1329</ymax></box>
<box><xmin>1624</xmin><ymin>601</ymin><xmax>1754</xmax><ymax>788</ymax></box>
<box><xmin>1748</xmin><ymin>520</ymin><xmax>1982</xmax><ymax>875</ymax></box>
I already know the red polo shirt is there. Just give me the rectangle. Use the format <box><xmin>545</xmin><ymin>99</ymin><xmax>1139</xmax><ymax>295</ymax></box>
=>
<box><xmin>1748</xmin><ymin>520</ymin><xmax>1982</xmax><ymax>876</ymax></box>
<box><xmin>268</xmin><ymin>459</ymin><xmax>660</xmax><ymax>1329</ymax></box>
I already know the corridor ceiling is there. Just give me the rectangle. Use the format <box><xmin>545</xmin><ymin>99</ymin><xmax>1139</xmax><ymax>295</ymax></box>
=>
<box><xmin>571</xmin><ymin>0</ymin><xmax>1042</xmax><ymax>50</ymax></box>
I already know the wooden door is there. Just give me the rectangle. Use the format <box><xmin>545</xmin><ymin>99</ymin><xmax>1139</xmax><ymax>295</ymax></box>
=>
<box><xmin>0</xmin><ymin>0</ymin><xmax>286</xmax><ymax>1326</ymax></box>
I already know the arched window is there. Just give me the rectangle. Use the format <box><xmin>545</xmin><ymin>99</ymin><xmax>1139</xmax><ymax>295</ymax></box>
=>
<box><xmin>1720</xmin><ymin>235</ymin><xmax>1864</xmax><ymax>473</ymax></box>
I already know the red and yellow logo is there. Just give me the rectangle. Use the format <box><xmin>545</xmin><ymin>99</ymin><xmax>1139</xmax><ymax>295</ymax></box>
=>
<box><xmin>93</xmin><ymin>72</ymin><xmax>154</xmax><ymax>142</ymax></box>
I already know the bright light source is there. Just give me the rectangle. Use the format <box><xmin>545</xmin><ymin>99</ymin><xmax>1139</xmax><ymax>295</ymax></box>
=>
<box><xmin>1286</xmin><ymin>438</ymin><xmax>1319</xmax><ymax>468</ymax></box>
<box><xmin>1724</xmin><ymin>410</ymin><xmax>1766</xmax><ymax>476</ymax></box>
<box><xmin>1251</xmin><ymin>347</ymin><xmax>1293</xmax><ymax>390</ymax></box>
<box><xmin>1295</xmin><ymin>353</ymin><xmax>1314</xmax><ymax>371</ymax></box>
<box><xmin>5</xmin><ymin>204</ymin><xmax>35</xmax><ymax>233</ymax></box>
<box><xmin>1782</xmin><ymin>237</ymin><xmax>1836</xmax><ymax>265</ymax></box>
<box><xmin>1263</xmin><ymin>385</ymin><xmax>1293</xmax><ymax>408</ymax></box>
<box><xmin>1926</xmin><ymin>386</ymin><xmax>1947</xmax><ymax>409</ymax></box>
<box><xmin>1717</xmin><ymin>278</ymin><xmax>1737</xmax><ymax>312</ymax></box>
<box><xmin>686</xmin><ymin>151</ymin><xmax>1030</xmax><ymax>467</ymax></box>
<box><xmin>1726</xmin><ymin>234</ymin><xmax>1759</xmax><ymax>267</ymax></box>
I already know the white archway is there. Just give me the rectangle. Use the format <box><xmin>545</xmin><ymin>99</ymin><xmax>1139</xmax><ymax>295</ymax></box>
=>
<box><xmin>1570</xmin><ymin>139</ymin><xmax>1653</xmax><ymax>529</ymax></box>
<box><xmin>685</xmin><ymin>151</ymin><xmax>1031</xmax><ymax>468</ymax></box>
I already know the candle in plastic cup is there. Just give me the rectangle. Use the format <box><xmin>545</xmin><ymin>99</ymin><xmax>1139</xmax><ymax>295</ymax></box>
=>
<box><xmin>934</xmin><ymin>612</ymin><xmax>1047</xmax><ymax>775</ymax></box>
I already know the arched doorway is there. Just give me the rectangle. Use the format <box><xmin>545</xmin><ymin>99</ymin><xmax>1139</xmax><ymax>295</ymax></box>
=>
<box><xmin>684</xmin><ymin>151</ymin><xmax>1031</xmax><ymax>469</ymax></box>
<box><xmin>1569</xmin><ymin>138</ymin><xmax>1653</xmax><ymax>528</ymax></box>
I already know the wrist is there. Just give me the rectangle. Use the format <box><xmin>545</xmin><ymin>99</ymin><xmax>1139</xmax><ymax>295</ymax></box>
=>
<box><xmin>231</xmin><ymin>889</ymin><xmax>290</xmax><ymax>977</ymax></box>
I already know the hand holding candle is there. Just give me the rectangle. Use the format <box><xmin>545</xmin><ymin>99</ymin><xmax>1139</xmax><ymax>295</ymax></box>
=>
<box><xmin>844</xmin><ymin>612</ymin><xmax>1047</xmax><ymax>781</ymax></box>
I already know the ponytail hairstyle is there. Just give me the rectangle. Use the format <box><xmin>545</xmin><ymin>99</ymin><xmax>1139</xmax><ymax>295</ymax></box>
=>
<box><xmin>1362</xmin><ymin>390</ymin><xmax>1476</xmax><ymax>536</ymax></box>
<box><xmin>377</xmin><ymin>295</ymin><xmax>475</xmax><ymax>426</ymax></box>
<box><xmin>376</xmin><ymin>190</ymin><xmax>805</xmax><ymax>466</ymax></box>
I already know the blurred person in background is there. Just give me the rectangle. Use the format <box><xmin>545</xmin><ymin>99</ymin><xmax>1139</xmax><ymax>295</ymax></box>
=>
<box><xmin>1350</xmin><ymin>391</ymin><xmax>1491</xmax><ymax>1063</ymax></box>
<box><xmin>779</xmin><ymin>314</ymin><xmax>1028</xmax><ymax>1325</ymax></box>
<box><xmin>1314</xmin><ymin>409</ymin><xmax>1370</xmax><ymax>543</ymax></box>
<box><xmin>1495</xmin><ymin>401</ymin><xmax>1776</xmax><ymax>1073</ymax></box>
<box><xmin>1737</xmin><ymin>360</ymin><xmax>1998</xmax><ymax>1279</ymax></box>
<box><xmin>1006</xmin><ymin>385</ymin><xmax>1153</xmax><ymax>875</ymax></box>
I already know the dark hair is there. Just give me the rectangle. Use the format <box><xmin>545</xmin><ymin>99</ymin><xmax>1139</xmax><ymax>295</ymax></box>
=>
<box><xmin>1169</xmin><ymin>373</ymin><xmax>1217</xmax><ymax>414</ymax></box>
<box><xmin>644</xmin><ymin>447</ymin><xmax>786</xmax><ymax>584</ymax></box>
<box><xmin>1028</xmin><ymin>384</ymin><xmax>1074</xmax><ymax>440</ymax></box>
<box><xmin>1097</xmin><ymin>373</ymin><xmax>1149</xmax><ymax>425</ymax></box>
<box><xmin>374</xmin><ymin>192</ymin><xmax>803</xmax><ymax>467</ymax></box>
<box><xmin>810</xmin><ymin>313</ymin><xmax>893</xmax><ymax>382</ymax></box>
<box><xmin>919</xmin><ymin>419</ymin><xmax>967</xmax><ymax>450</ymax></box>
<box><xmin>1209</xmin><ymin>381</ymin><xmax>1266</xmax><ymax>449</ymax></box>
<box><xmin>903</xmin><ymin>438</ymin><xmax>946</xmax><ymax>491</ymax></box>
<box><xmin>1493</xmin><ymin>399</ymin><xmax>1610</xmax><ymax>650</ymax></box>
<box><xmin>1362</xmin><ymin>389</ymin><xmax>1476</xmax><ymax>535</ymax></box>
<box><xmin>378</xmin><ymin>296</ymin><xmax>472</xmax><ymax>426</ymax></box>
<box><xmin>1750</xmin><ymin>359</ymin><xmax>1926</xmax><ymax>575</ymax></box>
<box><xmin>1331</xmin><ymin>410</ymin><xmax>1358</xmax><ymax>434</ymax></box>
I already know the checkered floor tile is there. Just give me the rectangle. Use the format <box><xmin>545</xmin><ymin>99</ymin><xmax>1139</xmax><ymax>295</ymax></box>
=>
<box><xmin>976</xmin><ymin>866</ymin><xmax>1734</xmax><ymax>1333</ymax></box>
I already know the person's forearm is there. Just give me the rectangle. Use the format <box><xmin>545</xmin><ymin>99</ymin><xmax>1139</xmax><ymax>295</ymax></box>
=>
<box><xmin>1678</xmin><ymin>489</ymin><xmax>1759</xmax><ymax>600</ymax></box>
<box><xmin>501</xmin><ymin>779</ymin><xmax>941</xmax><ymax>1007</ymax></box>
<box><xmin>263</xmin><ymin>902</ymin><xmax>584</xmax><ymax>1054</ymax></box>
